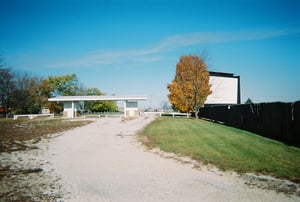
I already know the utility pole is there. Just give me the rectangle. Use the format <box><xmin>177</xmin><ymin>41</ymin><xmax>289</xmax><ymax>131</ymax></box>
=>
<box><xmin>149</xmin><ymin>95</ymin><xmax>152</xmax><ymax>111</ymax></box>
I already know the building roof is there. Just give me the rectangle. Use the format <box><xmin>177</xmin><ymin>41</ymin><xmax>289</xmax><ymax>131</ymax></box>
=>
<box><xmin>48</xmin><ymin>95</ymin><xmax>148</xmax><ymax>102</ymax></box>
<box><xmin>209</xmin><ymin>71</ymin><xmax>238</xmax><ymax>78</ymax></box>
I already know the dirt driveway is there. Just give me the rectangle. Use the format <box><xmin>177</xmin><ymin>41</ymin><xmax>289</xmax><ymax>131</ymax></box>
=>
<box><xmin>43</xmin><ymin>115</ymin><xmax>298</xmax><ymax>201</ymax></box>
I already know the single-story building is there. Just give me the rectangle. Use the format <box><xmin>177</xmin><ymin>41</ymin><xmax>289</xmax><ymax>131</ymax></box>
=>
<box><xmin>48</xmin><ymin>95</ymin><xmax>147</xmax><ymax>118</ymax></box>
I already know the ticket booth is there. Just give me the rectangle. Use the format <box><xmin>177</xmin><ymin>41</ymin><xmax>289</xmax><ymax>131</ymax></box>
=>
<box><xmin>124</xmin><ymin>101</ymin><xmax>139</xmax><ymax>118</ymax></box>
<box><xmin>63</xmin><ymin>101</ymin><xmax>80</xmax><ymax>118</ymax></box>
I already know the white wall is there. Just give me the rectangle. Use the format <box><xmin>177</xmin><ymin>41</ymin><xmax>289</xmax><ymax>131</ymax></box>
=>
<box><xmin>206</xmin><ymin>76</ymin><xmax>239</xmax><ymax>104</ymax></box>
<box><xmin>125</xmin><ymin>101</ymin><xmax>139</xmax><ymax>117</ymax></box>
<box><xmin>63</xmin><ymin>102</ymin><xmax>80</xmax><ymax>118</ymax></box>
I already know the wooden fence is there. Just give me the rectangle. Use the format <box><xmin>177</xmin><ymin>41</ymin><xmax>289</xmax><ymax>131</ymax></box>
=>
<box><xmin>199</xmin><ymin>101</ymin><xmax>300</xmax><ymax>147</ymax></box>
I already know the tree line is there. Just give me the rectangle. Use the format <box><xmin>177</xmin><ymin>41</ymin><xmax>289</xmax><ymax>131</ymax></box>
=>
<box><xmin>1</xmin><ymin>54</ymin><xmax>212</xmax><ymax>117</ymax></box>
<box><xmin>0</xmin><ymin>61</ymin><xmax>117</xmax><ymax>116</ymax></box>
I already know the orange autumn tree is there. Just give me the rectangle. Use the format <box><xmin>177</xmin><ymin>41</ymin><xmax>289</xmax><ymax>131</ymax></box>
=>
<box><xmin>167</xmin><ymin>55</ymin><xmax>212</xmax><ymax>118</ymax></box>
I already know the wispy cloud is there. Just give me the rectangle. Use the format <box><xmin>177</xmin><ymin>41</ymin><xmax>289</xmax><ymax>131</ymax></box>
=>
<box><xmin>51</xmin><ymin>28</ymin><xmax>300</xmax><ymax>68</ymax></box>
<box><xmin>52</xmin><ymin>49</ymin><xmax>162</xmax><ymax>68</ymax></box>
<box><xmin>155</xmin><ymin>28</ymin><xmax>300</xmax><ymax>50</ymax></box>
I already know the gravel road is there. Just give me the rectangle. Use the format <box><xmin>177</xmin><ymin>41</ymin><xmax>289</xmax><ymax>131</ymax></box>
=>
<box><xmin>43</xmin><ymin>115</ymin><xmax>298</xmax><ymax>202</ymax></box>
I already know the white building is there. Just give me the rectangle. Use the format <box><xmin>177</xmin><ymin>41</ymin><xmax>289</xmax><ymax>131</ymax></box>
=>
<box><xmin>48</xmin><ymin>95</ymin><xmax>147</xmax><ymax>118</ymax></box>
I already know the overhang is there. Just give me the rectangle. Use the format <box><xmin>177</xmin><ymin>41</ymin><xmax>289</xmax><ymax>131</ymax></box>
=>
<box><xmin>48</xmin><ymin>95</ymin><xmax>147</xmax><ymax>102</ymax></box>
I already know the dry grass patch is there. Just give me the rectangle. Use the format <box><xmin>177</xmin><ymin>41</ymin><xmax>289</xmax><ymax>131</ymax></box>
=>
<box><xmin>0</xmin><ymin>118</ymin><xmax>92</xmax><ymax>152</ymax></box>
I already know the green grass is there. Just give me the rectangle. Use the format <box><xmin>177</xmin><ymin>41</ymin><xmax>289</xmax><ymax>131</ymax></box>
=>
<box><xmin>140</xmin><ymin>117</ymin><xmax>300</xmax><ymax>182</ymax></box>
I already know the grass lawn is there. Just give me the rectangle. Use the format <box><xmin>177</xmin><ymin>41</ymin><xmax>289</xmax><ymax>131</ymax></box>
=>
<box><xmin>140</xmin><ymin>117</ymin><xmax>300</xmax><ymax>182</ymax></box>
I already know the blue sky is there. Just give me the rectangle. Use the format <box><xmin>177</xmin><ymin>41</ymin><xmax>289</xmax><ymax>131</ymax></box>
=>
<box><xmin>1</xmin><ymin>0</ymin><xmax>299</xmax><ymax>108</ymax></box>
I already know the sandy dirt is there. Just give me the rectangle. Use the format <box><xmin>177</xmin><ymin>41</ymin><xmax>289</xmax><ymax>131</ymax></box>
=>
<box><xmin>40</xmin><ymin>115</ymin><xmax>299</xmax><ymax>202</ymax></box>
<box><xmin>0</xmin><ymin>119</ymin><xmax>91</xmax><ymax>201</ymax></box>
<box><xmin>0</xmin><ymin>135</ymin><xmax>66</xmax><ymax>201</ymax></box>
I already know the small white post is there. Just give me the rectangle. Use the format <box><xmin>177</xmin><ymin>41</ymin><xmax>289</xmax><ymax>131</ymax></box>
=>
<box><xmin>123</xmin><ymin>101</ymin><xmax>127</xmax><ymax>118</ymax></box>
<box><xmin>74</xmin><ymin>102</ymin><xmax>77</xmax><ymax>118</ymax></box>
<box><xmin>72</xmin><ymin>101</ymin><xmax>74</xmax><ymax>118</ymax></box>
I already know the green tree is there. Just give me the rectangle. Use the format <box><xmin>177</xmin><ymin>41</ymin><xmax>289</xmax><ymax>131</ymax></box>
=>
<box><xmin>0</xmin><ymin>63</ymin><xmax>15</xmax><ymax>116</ymax></box>
<box><xmin>245</xmin><ymin>98</ymin><xmax>253</xmax><ymax>104</ymax></box>
<box><xmin>0</xmin><ymin>60</ymin><xmax>52</xmax><ymax>115</ymax></box>
<box><xmin>167</xmin><ymin>55</ymin><xmax>212</xmax><ymax>118</ymax></box>
<box><xmin>48</xmin><ymin>74</ymin><xmax>80</xmax><ymax>96</ymax></box>
<box><xmin>83</xmin><ymin>87</ymin><xmax>118</xmax><ymax>112</ymax></box>
<box><xmin>12</xmin><ymin>75</ymin><xmax>53</xmax><ymax>114</ymax></box>
<box><xmin>47</xmin><ymin>74</ymin><xmax>80</xmax><ymax>113</ymax></box>
<box><xmin>28</xmin><ymin>77</ymin><xmax>53</xmax><ymax>113</ymax></box>
<box><xmin>83</xmin><ymin>87</ymin><xmax>103</xmax><ymax>112</ymax></box>
<box><xmin>91</xmin><ymin>100</ymin><xmax>118</xmax><ymax>112</ymax></box>
<box><xmin>11</xmin><ymin>73</ymin><xmax>37</xmax><ymax>114</ymax></box>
